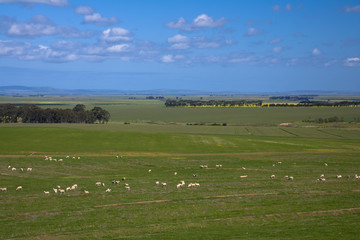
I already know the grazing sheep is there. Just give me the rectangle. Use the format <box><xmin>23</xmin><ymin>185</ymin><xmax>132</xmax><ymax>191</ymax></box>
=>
<box><xmin>66</xmin><ymin>187</ymin><xmax>71</xmax><ymax>191</ymax></box>
<box><xmin>27</xmin><ymin>168</ymin><xmax>32</xmax><ymax>172</ymax></box>
<box><xmin>125</xmin><ymin>186</ymin><xmax>130</xmax><ymax>191</ymax></box>
<box><xmin>336</xmin><ymin>175</ymin><xmax>342</xmax><ymax>179</ymax></box>
<box><xmin>180</xmin><ymin>180</ymin><xmax>185</xmax><ymax>186</ymax></box>
<box><xmin>11</xmin><ymin>167</ymin><xmax>16</xmax><ymax>171</ymax></box>
<box><xmin>155</xmin><ymin>181</ymin><xmax>160</xmax><ymax>185</ymax></box>
<box><xmin>148</xmin><ymin>169</ymin><xmax>152</xmax><ymax>173</ymax></box>
<box><xmin>242</xmin><ymin>167</ymin><xmax>246</xmax><ymax>170</ymax></box>
<box><xmin>125</xmin><ymin>183</ymin><xmax>129</xmax><ymax>186</ymax></box>
<box><xmin>272</xmin><ymin>164</ymin><xmax>275</xmax><ymax>167</ymax></box>
<box><xmin>270</xmin><ymin>175</ymin><xmax>275</xmax><ymax>179</ymax></box>
<box><xmin>240</xmin><ymin>175</ymin><xmax>248</xmax><ymax>178</ymax></box>
<box><xmin>84</xmin><ymin>190</ymin><xmax>89</xmax><ymax>194</ymax></box>
<box><xmin>53</xmin><ymin>188</ymin><xmax>58</xmax><ymax>194</ymax></box>
<box><xmin>355</xmin><ymin>174</ymin><xmax>359</xmax><ymax>179</ymax></box>
<box><xmin>320</xmin><ymin>174</ymin><xmax>324</xmax><ymax>178</ymax></box>
<box><xmin>72</xmin><ymin>184</ymin><xmax>78</xmax><ymax>190</ymax></box>
<box><xmin>318</xmin><ymin>178</ymin><xmax>326</xmax><ymax>181</ymax></box>
<box><xmin>116</xmin><ymin>155</ymin><xmax>119</xmax><ymax>159</ymax></box>
<box><xmin>59</xmin><ymin>189</ymin><xmax>65</xmax><ymax>194</ymax></box>
<box><xmin>7</xmin><ymin>165</ymin><xmax>11</xmax><ymax>169</ymax></box>
<box><xmin>66</xmin><ymin>156</ymin><xmax>70</xmax><ymax>159</ymax></box>
<box><xmin>324</xmin><ymin>163</ymin><xmax>328</xmax><ymax>167</ymax></box>
<box><xmin>105</xmin><ymin>188</ymin><xmax>111</xmax><ymax>193</ymax></box>
<box><xmin>95</xmin><ymin>182</ymin><xmax>102</xmax><ymax>186</ymax></box>
<box><xmin>78</xmin><ymin>157</ymin><xmax>81</xmax><ymax>160</ymax></box>
<box><xmin>193</xmin><ymin>174</ymin><xmax>198</xmax><ymax>177</ymax></box>
<box><xmin>72</xmin><ymin>157</ymin><xmax>75</xmax><ymax>159</ymax></box>
<box><xmin>277</xmin><ymin>162</ymin><xmax>282</xmax><ymax>164</ymax></box>
<box><xmin>284</xmin><ymin>175</ymin><xmax>289</xmax><ymax>179</ymax></box>
<box><xmin>44</xmin><ymin>191</ymin><xmax>50</xmax><ymax>195</ymax></box>
<box><xmin>1</xmin><ymin>187</ymin><xmax>7</xmax><ymax>192</ymax></box>
<box><xmin>174</xmin><ymin>172</ymin><xmax>177</xmax><ymax>176</ymax></box>
<box><xmin>58</xmin><ymin>159</ymin><xmax>63</xmax><ymax>162</ymax></box>
<box><xmin>176</xmin><ymin>183</ymin><xmax>182</xmax><ymax>189</ymax></box>
<box><xmin>122</xmin><ymin>177</ymin><xmax>126</xmax><ymax>181</ymax></box>
<box><xmin>288</xmin><ymin>176</ymin><xmax>294</xmax><ymax>181</ymax></box>
<box><xmin>102</xmin><ymin>183</ymin><xmax>105</xmax><ymax>187</ymax></box>
<box><xmin>161</xmin><ymin>182</ymin><xmax>167</xmax><ymax>187</ymax></box>
<box><xmin>16</xmin><ymin>186</ymin><xmax>22</xmax><ymax>191</ymax></box>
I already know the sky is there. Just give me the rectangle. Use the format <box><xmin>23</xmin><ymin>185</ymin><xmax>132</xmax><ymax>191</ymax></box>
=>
<box><xmin>0</xmin><ymin>0</ymin><xmax>359</xmax><ymax>92</ymax></box>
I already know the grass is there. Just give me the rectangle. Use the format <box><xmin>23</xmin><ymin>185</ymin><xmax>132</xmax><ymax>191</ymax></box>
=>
<box><xmin>0</xmin><ymin>95</ymin><xmax>360</xmax><ymax>239</ymax></box>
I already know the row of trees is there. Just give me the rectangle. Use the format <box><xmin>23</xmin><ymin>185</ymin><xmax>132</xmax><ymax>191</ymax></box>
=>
<box><xmin>302</xmin><ymin>116</ymin><xmax>344</xmax><ymax>124</ymax></box>
<box><xmin>0</xmin><ymin>104</ymin><xmax>110</xmax><ymax>124</ymax></box>
<box><xmin>165</xmin><ymin>99</ymin><xmax>263</xmax><ymax>107</ymax></box>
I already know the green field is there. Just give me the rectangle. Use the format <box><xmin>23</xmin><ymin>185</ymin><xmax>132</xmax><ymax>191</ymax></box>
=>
<box><xmin>1</xmin><ymin>96</ymin><xmax>360</xmax><ymax>239</ymax></box>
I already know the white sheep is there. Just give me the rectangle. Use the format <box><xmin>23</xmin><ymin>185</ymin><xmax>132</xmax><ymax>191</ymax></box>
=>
<box><xmin>102</xmin><ymin>183</ymin><xmax>105</xmax><ymax>187</ymax></box>
<box><xmin>161</xmin><ymin>182</ymin><xmax>167</xmax><ymax>187</ymax></box>
<box><xmin>242</xmin><ymin>167</ymin><xmax>246</xmax><ymax>170</ymax></box>
<box><xmin>240</xmin><ymin>175</ymin><xmax>248</xmax><ymax>178</ymax></box>
<box><xmin>72</xmin><ymin>184</ymin><xmax>78</xmax><ymax>189</ymax></box>
<box><xmin>105</xmin><ymin>188</ymin><xmax>111</xmax><ymax>193</ymax></box>
<box><xmin>336</xmin><ymin>175</ymin><xmax>342</xmax><ymax>179</ymax></box>
<box><xmin>7</xmin><ymin>165</ymin><xmax>11</xmax><ymax>169</ymax></box>
<box><xmin>11</xmin><ymin>167</ymin><xmax>16</xmax><ymax>171</ymax></box>
<box><xmin>58</xmin><ymin>159</ymin><xmax>63</xmax><ymax>162</ymax></box>
<box><xmin>66</xmin><ymin>187</ymin><xmax>71</xmax><ymax>191</ymax></box>
<box><xmin>270</xmin><ymin>175</ymin><xmax>275</xmax><ymax>179</ymax></box>
<box><xmin>320</xmin><ymin>174</ymin><xmax>324</xmax><ymax>178</ymax></box>
<box><xmin>95</xmin><ymin>182</ymin><xmax>102</xmax><ymax>186</ymax></box>
<box><xmin>44</xmin><ymin>191</ymin><xmax>50</xmax><ymax>195</ymax></box>
<box><xmin>174</xmin><ymin>172</ymin><xmax>177</xmax><ymax>176</ymax></box>
<box><xmin>53</xmin><ymin>188</ymin><xmax>58</xmax><ymax>193</ymax></box>
<box><xmin>355</xmin><ymin>174</ymin><xmax>359</xmax><ymax>179</ymax></box>
<box><xmin>27</xmin><ymin>168</ymin><xmax>32</xmax><ymax>172</ymax></box>
<box><xmin>155</xmin><ymin>181</ymin><xmax>160</xmax><ymax>185</ymax></box>
<box><xmin>66</xmin><ymin>156</ymin><xmax>70</xmax><ymax>159</ymax></box>
<box><xmin>318</xmin><ymin>178</ymin><xmax>326</xmax><ymax>181</ymax></box>
<box><xmin>1</xmin><ymin>187</ymin><xmax>7</xmax><ymax>192</ymax></box>
<box><xmin>78</xmin><ymin>157</ymin><xmax>80</xmax><ymax>160</ymax></box>
<box><xmin>59</xmin><ymin>189</ymin><xmax>65</xmax><ymax>194</ymax></box>
<box><xmin>288</xmin><ymin>176</ymin><xmax>294</xmax><ymax>181</ymax></box>
<box><xmin>148</xmin><ymin>169</ymin><xmax>152</xmax><ymax>173</ymax></box>
<box><xmin>16</xmin><ymin>186</ymin><xmax>22</xmax><ymax>191</ymax></box>
<box><xmin>125</xmin><ymin>186</ymin><xmax>130</xmax><ymax>191</ymax></box>
<box><xmin>325</xmin><ymin>163</ymin><xmax>328</xmax><ymax>167</ymax></box>
<box><xmin>84</xmin><ymin>190</ymin><xmax>89</xmax><ymax>194</ymax></box>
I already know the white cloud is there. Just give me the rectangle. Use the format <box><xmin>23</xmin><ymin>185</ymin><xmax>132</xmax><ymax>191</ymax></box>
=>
<box><xmin>168</xmin><ymin>34</ymin><xmax>189</xmax><ymax>43</ymax></box>
<box><xmin>169</xmin><ymin>43</ymin><xmax>189</xmax><ymax>50</ymax></box>
<box><xmin>0</xmin><ymin>0</ymin><xmax>67</xmax><ymax>6</ymax></box>
<box><xmin>166</xmin><ymin>14</ymin><xmax>227</xmax><ymax>31</ymax></box>
<box><xmin>312</xmin><ymin>48</ymin><xmax>321</xmax><ymax>56</ymax></box>
<box><xmin>107</xmin><ymin>44</ymin><xmax>131</xmax><ymax>53</ymax></box>
<box><xmin>285</xmin><ymin>4</ymin><xmax>292</xmax><ymax>11</ymax></box>
<box><xmin>345</xmin><ymin>5</ymin><xmax>360</xmax><ymax>13</ymax></box>
<box><xmin>194</xmin><ymin>42</ymin><xmax>219</xmax><ymax>49</ymax></box>
<box><xmin>75</xmin><ymin>5</ymin><xmax>94</xmax><ymax>15</ymax></box>
<box><xmin>8</xmin><ymin>23</ymin><xmax>57</xmax><ymax>37</ymax></box>
<box><xmin>269</xmin><ymin>38</ymin><xmax>281</xmax><ymax>44</ymax></box>
<box><xmin>272</xmin><ymin>5</ymin><xmax>280</xmax><ymax>11</ymax></box>
<box><xmin>244</xmin><ymin>28</ymin><xmax>263</xmax><ymax>36</ymax></box>
<box><xmin>273</xmin><ymin>46</ymin><xmax>282</xmax><ymax>53</ymax></box>
<box><xmin>344</xmin><ymin>57</ymin><xmax>360</xmax><ymax>67</ymax></box>
<box><xmin>161</xmin><ymin>55</ymin><xmax>175</xmax><ymax>63</ymax></box>
<box><xmin>193</xmin><ymin>14</ymin><xmax>226</xmax><ymax>28</ymax></box>
<box><xmin>83</xmin><ymin>13</ymin><xmax>117</xmax><ymax>26</ymax></box>
<box><xmin>100</xmin><ymin>27</ymin><xmax>132</xmax><ymax>42</ymax></box>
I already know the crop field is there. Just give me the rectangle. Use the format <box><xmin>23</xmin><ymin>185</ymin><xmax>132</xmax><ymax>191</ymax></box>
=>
<box><xmin>1</xmin><ymin>96</ymin><xmax>360</xmax><ymax>239</ymax></box>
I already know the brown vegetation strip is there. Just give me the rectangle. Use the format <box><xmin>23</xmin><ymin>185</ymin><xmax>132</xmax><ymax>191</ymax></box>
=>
<box><xmin>0</xmin><ymin>149</ymin><xmax>358</xmax><ymax>158</ymax></box>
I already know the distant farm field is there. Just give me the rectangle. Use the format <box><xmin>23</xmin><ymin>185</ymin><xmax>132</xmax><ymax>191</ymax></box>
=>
<box><xmin>1</xmin><ymin>95</ymin><xmax>360</xmax><ymax>239</ymax></box>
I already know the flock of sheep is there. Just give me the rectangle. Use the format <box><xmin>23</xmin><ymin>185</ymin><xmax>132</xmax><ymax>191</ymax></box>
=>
<box><xmin>1</xmin><ymin>156</ymin><xmax>359</xmax><ymax>195</ymax></box>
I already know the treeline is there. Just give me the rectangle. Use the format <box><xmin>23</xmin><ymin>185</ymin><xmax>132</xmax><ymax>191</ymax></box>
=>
<box><xmin>302</xmin><ymin>116</ymin><xmax>343</xmax><ymax>123</ymax></box>
<box><xmin>297</xmin><ymin>101</ymin><xmax>360</xmax><ymax>107</ymax></box>
<box><xmin>165</xmin><ymin>99</ymin><xmax>263</xmax><ymax>107</ymax></box>
<box><xmin>0</xmin><ymin>104</ymin><xmax>110</xmax><ymax>124</ymax></box>
<box><xmin>269</xmin><ymin>95</ymin><xmax>315</xmax><ymax>101</ymax></box>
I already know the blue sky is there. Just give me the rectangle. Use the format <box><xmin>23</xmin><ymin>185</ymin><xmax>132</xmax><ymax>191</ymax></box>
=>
<box><xmin>0</xmin><ymin>0</ymin><xmax>359</xmax><ymax>92</ymax></box>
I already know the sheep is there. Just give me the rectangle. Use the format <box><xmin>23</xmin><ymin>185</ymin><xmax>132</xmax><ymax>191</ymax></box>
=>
<box><xmin>44</xmin><ymin>191</ymin><xmax>50</xmax><ymax>195</ymax></box>
<box><xmin>336</xmin><ymin>175</ymin><xmax>342</xmax><ymax>179</ymax></box>
<box><xmin>59</xmin><ymin>189</ymin><xmax>65</xmax><ymax>194</ymax></box>
<box><xmin>16</xmin><ymin>186</ymin><xmax>22</xmax><ymax>191</ymax></box>
<box><xmin>155</xmin><ymin>181</ymin><xmax>160</xmax><ymax>185</ymax></box>
<box><xmin>270</xmin><ymin>175</ymin><xmax>275</xmax><ymax>179</ymax></box>
<box><xmin>125</xmin><ymin>186</ymin><xmax>130</xmax><ymax>191</ymax></box>
<box><xmin>66</xmin><ymin>187</ymin><xmax>71</xmax><ymax>191</ymax></box>
<box><xmin>116</xmin><ymin>155</ymin><xmax>119</xmax><ymax>159</ymax></box>
<box><xmin>148</xmin><ymin>169</ymin><xmax>152</xmax><ymax>173</ymax></box>
<box><xmin>11</xmin><ymin>167</ymin><xmax>16</xmax><ymax>171</ymax></box>
<box><xmin>180</xmin><ymin>180</ymin><xmax>185</xmax><ymax>186</ymax></box>
<box><xmin>272</xmin><ymin>164</ymin><xmax>275</xmax><ymax>167</ymax></box>
<box><xmin>320</xmin><ymin>174</ymin><xmax>324</xmax><ymax>178</ymax></box>
<box><xmin>161</xmin><ymin>182</ymin><xmax>167</xmax><ymax>187</ymax></box>
<box><xmin>193</xmin><ymin>174</ymin><xmax>198</xmax><ymax>177</ymax></box>
<box><xmin>125</xmin><ymin>183</ymin><xmax>129</xmax><ymax>186</ymax></box>
<box><xmin>58</xmin><ymin>159</ymin><xmax>63</xmax><ymax>162</ymax></box>
<box><xmin>95</xmin><ymin>182</ymin><xmax>102</xmax><ymax>186</ymax></box>
<box><xmin>242</xmin><ymin>167</ymin><xmax>246</xmax><ymax>170</ymax></box>
<box><xmin>277</xmin><ymin>162</ymin><xmax>282</xmax><ymax>164</ymax></box>
<box><xmin>72</xmin><ymin>157</ymin><xmax>75</xmax><ymax>159</ymax></box>
<box><xmin>324</xmin><ymin>163</ymin><xmax>328</xmax><ymax>167</ymax></box>
<box><xmin>102</xmin><ymin>183</ymin><xmax>106</xmax><ymax>187</ymax></box>
<box><xmin>66</xmin><ymin>155</ymin><xmax>70</xmax><ymax>159</ymax></box>
<box><xmin>105</xmin><ymin>188</ymin><xmax>111</xmax><ymax>193</ymax></box>
<box><xmin>84</xmin><ymin>190</ymin><xmax>89</xmax><ymax>194</ymax></box>
<box><xmin>27</xmin><ymin>168</ymin><xmax>32</xmax><ymax>172</ymax></box>
<box><xmin>176</xmin><ymin>183</ymin><xmax>182</xmax><ymax>189</ymax></box>
<box><xmin>53</xmin><ymin>188</ymin><xmax>58</xmax><ymax>194</ymax></box>
<box><xmin>288</xmin><ymin>176</ymin><xmax>294</xmax><ymax>181</ymax></box>
<box><xmin>317</xmin><ymin>178</ymin><xmax>326</xmax><ymax>181</ymax></box>
<box><xmin>355</xmin><ymin>174</ymin><xmax>359</xmax><ymax>179</ymax></box>
<box><xmin>7</xmin><ymin>165</ymin><xmax>11</xmax><ymax>169</ymax></box>
<box><xmin>174</xmin><ymin>172</ymin><xmax>177</xmax><ymax>176</ymax></box>
<box><xmin>57</xmin><ymin>185</ymin><xmax>61</xmax><ymax>189</ymax></box>
<box><xmin>284</xmin><ymin>175</ymin><xmax>289</xmax><ymax>179</ymax></box>
<box><xmin>1</xmin><ymin>187</ymin><xmax>7</xmax><ymax>192</ymax></box>
<box><xmin>240</xmin><ymin>175</ymin><xmax>248</xmax><ymax>178</ymax></box>
<box><xmin>78</xmin><ymin>157</ymin><xmax>80</xmax><ymax>160</ymax></box>
<box><xmin>72</xmin><ymin>184</ymin><xmax>78</xmax><ymax>190</ymax></box>
<box><xmin>121</xmin><ymin>177</ymin><xmax>126</xmax><ymax>181</ymax></box>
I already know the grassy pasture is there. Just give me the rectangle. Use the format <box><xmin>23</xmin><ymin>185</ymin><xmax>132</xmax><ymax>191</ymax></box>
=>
<box><xmin>1</xmin><ymin>95</ymin><xmax>360</xmax><ymax>239</ymax></box>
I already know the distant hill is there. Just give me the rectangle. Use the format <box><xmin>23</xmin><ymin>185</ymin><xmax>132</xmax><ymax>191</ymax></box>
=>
<box><xmin>0</xmin><ymin>86</ymin><xmax>359</xmax><ymax>96</ymax></box>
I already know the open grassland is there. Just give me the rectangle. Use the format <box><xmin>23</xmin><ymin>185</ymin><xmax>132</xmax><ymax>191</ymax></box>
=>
<box><xmin>1</xmin><ymin>95</ymin><xmax>360</xmax><ymax>239</ymax></box>
<box><xmin>0</xmin><ymin>124</ymin><xmax>360</xmax><ymax>239</ymax></box>
<box><xmin>1</xmin><ymin>95</ymin><xmax>359</xmax><ymax>124</ymax></box>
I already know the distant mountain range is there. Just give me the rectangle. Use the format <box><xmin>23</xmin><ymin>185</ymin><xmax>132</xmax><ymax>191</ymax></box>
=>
<box><xmin>0</xmin><ymin>86</ymin><xmax>359</xmax><ymax>96</ymax></box>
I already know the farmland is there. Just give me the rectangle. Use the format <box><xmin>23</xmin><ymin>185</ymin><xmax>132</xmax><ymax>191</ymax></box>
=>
<box><xmin>1</xmin><ymin>95</ymin><xmax>360</xmax><ymax>239</ymax></box>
